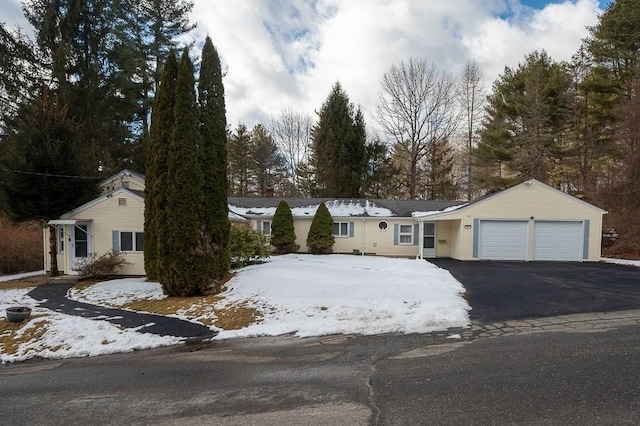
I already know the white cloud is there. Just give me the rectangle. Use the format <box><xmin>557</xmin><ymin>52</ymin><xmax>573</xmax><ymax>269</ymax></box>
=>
<box><xmin>192</xmin><ymin>0</ymin><xmax>601</xmax><ymax>132</ymax></box>
<box><xmin>4</xmin><ymin>0</ymin><xmax>603</xmax><ymax>134</ymax></box>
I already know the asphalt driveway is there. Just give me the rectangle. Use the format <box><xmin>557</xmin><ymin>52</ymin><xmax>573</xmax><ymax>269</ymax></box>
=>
<box><xmin>430</xmin><ymin>259</ymin><xmax>640</xmax><ymax>322</ymax></box>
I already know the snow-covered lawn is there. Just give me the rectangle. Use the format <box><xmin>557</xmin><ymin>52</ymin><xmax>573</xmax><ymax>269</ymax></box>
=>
<box><xmin>2</xmin><ymin>254</ymin><xmax>470</xmax><ymax>363</ymax></box>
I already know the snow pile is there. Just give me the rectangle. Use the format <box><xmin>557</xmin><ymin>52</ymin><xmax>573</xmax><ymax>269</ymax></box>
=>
<box><xmin>215</xmin><ymin>254</ymin><xmax>470</xmax><ymax>339</ymax></box>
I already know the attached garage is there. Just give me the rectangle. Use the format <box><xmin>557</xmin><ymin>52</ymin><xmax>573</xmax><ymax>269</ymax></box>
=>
<box><xmin>478</xmin><ymin>220</ymin><xmax>528</xmax><ymax>261</ymax></box>
<box><xmin>418</xmin><ymin>179</ymin><xmax>606</xmax><ymax>262</ymax></box>
<box><xmin>533</xmin><ymin>221</ymin><xmax>584</xmax><ymax>261</ymax></box>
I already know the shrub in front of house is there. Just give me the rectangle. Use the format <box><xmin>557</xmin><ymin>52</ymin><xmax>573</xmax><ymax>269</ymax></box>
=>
<box><xmin>73</xmin><ymin>251</ymin><xmax>130</xmax><ymax>278</ymax></box>
<box><xmin>229</xmin><ymin>225</ymin><xmax>270</xmax><ymax>267</ymax></box>
<box><xmin>306</xmin><ymin>202</ymin><xmax>335</xmax><ymax>254</ymax></box>
<box><xmin>270</xmin><ymin>200</ymin><xmax>300</xmax><ymax>254</ymax></box>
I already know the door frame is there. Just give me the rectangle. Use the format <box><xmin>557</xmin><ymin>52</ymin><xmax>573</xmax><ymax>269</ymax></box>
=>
<box><xmin>70</xmin><ymin>221</ymin><xmax>92</xmax><ymax>273</ymax></box>
<box><xmin>422</xmin><ymin>221</ymin><xmax>437</xmax><ymax>258</ymax></box>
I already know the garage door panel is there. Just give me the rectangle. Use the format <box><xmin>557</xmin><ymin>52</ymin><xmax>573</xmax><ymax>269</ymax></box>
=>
<box><xmin>534</xmin><ymin>221</ymin><xmax>582</xmax><ymax>261</ymax></box>
<box><xmin>479</xmin><ymin>220</ymin><xmax>528</xmax><ymax>261</ymax></box>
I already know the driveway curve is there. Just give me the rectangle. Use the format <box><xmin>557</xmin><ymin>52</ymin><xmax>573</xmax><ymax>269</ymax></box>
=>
<box><xmin>28</xmin><ymin>282</ymin><xmax>218</xmax><ymax>340</ymax></box>
<box><xmin>430</xmin><ymin>259</ymin><xmax>640</xmax><ymax>322</ymax></box>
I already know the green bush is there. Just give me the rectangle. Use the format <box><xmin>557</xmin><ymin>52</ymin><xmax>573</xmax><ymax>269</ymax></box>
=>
<box><xmin>270</xmin><ymin>200</ymin><xmax>299</xmax><ymax>254</ymax></box>
<box><xmin>73</xmin><ymin>251</ymin><xmax>130</xmax><ymax>278</ymax></box>
<box><xmin>306</xmin><ymin>202</ymin><xmax>335</xmax><ymax>254</ymax></box>
<box><xmin>229</xmin><ymin>225</ymin><xmax>270</xmax><ymax>267</ymax></box>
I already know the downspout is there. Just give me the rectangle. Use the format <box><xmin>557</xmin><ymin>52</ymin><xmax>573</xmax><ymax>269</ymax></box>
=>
<box><xmin>361</xmin><ymin>218</ymin><xmax>365</xmax><ymax>255</ymax></box>
<box><xmin>418</xmin><ymin>218</ymin><xmax>424</xmax><ymax>260</ymax></box>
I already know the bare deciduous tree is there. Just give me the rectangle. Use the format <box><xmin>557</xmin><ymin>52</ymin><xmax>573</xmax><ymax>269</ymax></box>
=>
<box><xmin>270</xmin><ymin>108</ymin><xmax>313</xmax><ymax>191</ymax></box>
<box><xmin>377</xmin><ymin>57</ymin><xmax>460</xmax><ymax>198</ymax></box>
<box><xmin>457</xmin><ymin>60</ymin><xmax>485</xmax><ymax>201</ymax></box>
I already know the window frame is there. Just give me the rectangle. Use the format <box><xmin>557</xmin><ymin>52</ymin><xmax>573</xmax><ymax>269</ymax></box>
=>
<box><xmin>260</xmin><ymin>220</ymin><xmax>272</xmax><ymax>236</ymax></box>
<box><xmin>398</xmin><ymin>224</ymin><xmax>414</xmax><ymax>245</ymax></box>
<box><xmin>332</xmin><ymin>221</ymin><xmax>350</xmax><ymax>237</ymax></box>
<box><xmin>119</xmin><ymin>231</ymin><xmax>144</xmax><ymax>252</ymax></box>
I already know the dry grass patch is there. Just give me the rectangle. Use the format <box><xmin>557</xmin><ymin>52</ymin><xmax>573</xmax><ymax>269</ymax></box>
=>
<box><xmin>0</xmin><ymin>318</ymin><xmax>49</xmax><ymax>355</ymax></box>
<box><xmin>213</xmin><ymin>303</ymin><xmax>263</xmax><ymax>330</ymax></box>
<box><xmin>120</xmin><ymin>296</ymin><xmax>264</xmax><ymax>330</ymax></box>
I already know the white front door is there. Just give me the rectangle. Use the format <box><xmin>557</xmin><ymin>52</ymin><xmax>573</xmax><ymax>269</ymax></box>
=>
<box><xmin>423</xmin><ymin>222</ymin><xmax>436</xmax><ymax>258</ymax></box>
<box><xmin>70</xmin><ymin>223</ymin><xmax>91</xmax><ymax>272</ymax></box>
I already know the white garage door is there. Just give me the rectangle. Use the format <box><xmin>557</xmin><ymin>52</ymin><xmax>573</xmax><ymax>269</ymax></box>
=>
<box><xmin>479</xmin><ymin>220</ymin><xmax>528</xmax><ymax>260</ymax></box>
<box><xmin>534</xmin><ymin>221</ymin><xmax>583</xmax><ymax>261</ymax></box>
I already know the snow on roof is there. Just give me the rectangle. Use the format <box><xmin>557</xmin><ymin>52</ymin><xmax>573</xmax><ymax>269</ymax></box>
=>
<box><xmin>229</xmin><ymin>200</ymin><xmax>394</xmax><ymax>218</ymax></box>
<box><xmin>411</xmin><ymin>203</ymin><xmax>468</xmax><ymax>218</ymax></box>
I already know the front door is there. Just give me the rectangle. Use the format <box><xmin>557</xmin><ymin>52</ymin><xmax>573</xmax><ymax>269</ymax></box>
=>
<box><xmin>71</xmin><ymin>223</ymin><xmax>90</xmax><ymax>271</ymax></box>
<box><xmin>423</xmin><ymin>222</ymin><xmax>436</xmax><ymax>258</ymax></box>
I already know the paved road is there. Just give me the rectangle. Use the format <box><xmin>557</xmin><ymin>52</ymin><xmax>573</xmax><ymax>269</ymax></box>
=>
<box><xmin>430</xmin><ymin>259</ymin><xmax>640</xmax><ymax>322</ymax></box>
<box><xmin>2</xmin><ymin>310</ymin><xmax>640</xmax><ymax>425</ymax></box>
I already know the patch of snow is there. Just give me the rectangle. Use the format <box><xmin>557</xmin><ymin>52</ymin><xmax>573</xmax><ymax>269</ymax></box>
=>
<box><xmin>447</xmin><ymin>334</ymin><xmax>462</xmax><ymax>339</ymax></box>
<box><xmin>412</xmin><ymin>204</ymin><xmax>467</xmax><ymax>218</ymax></box>
<box><xmin>68</xmin><ymin>278</ymin><xmax>165</xmax><ymax>306</ymax></box>
<box><xmin>602</xmin><ymin>258</ymin><xmax>640</xmax><ymax>268</ymax></box>
<box><xmin>0</xmin><ymin>270</ymin><xmax>45</xmax><ymax>282</ymax></box>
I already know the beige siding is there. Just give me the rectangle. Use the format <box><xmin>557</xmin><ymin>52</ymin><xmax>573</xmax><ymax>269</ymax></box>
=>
<box><xmin>45</xmin><ymin>193</ymin><xmax>146</xmax><ymax>275</ymax></box>
<box><xmin>434</xmin><ymin>220</ymin><xmax>453</xmax><ymax>258</ymax></box>
<box><xmin>253</xmin><ymin>217</ymin><xmax>421</xmax><ymax>257</ymax></box>
<box><xmin>75</xmin><ymin>193</ymin><xmax>145</xmax><ymax>275</ymax></box>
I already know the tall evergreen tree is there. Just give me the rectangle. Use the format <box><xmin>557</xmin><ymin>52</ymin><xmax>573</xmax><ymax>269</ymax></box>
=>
<box><xmin>271</xmin><ymin>200</ymin><xmax>299</xmax><ymax>254</ymax></box>
<box><xmin>0</xmin><ymin>88</ymin><xmax>97</xmax><ymax>221</ymax></box>
<box><xmin>198</xmin><ymin>36</ymin><xmax>230</xmax><ymax>280</ymax></box>
<box><xmin>251</xmin><ymin>124</ymin><xmax>287</xmax><ymax>196</ymax></box>
<box><xmin>24</xmin><ymin>0</ymin><xmax>136</xmax><ymax>172</ymax></box>
<box><xmin>162</xmin><ymin>48</ymin><xmax>205</xmax><ymax>296</ymax></box>
<box><xmin>311</xmin><ymin>82</ymin><xmax>366</xmax><ymax>197</ymax></box>
<box><xmin>476</xmin><ymin>51</ymin><xmax>572</xmax><ymax>188</ymax></box>
<box><xmin>306</xmin><ymin>202</ymin><xmax>334</xmax><ymax>254</ymax></box>
<box><xmin>144</xmin><ymin>50</ymin><xmax>178</xmax><ymax>280</ymax></box>
<box><xmin>228</xmin><ymin>124</ymin><xmax>254</xmax><ymax>196</ymax></box>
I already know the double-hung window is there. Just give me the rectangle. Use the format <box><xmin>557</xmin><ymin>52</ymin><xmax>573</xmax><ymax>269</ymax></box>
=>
<box><xmin>259</xmin><ymin>220</ymin><xmax>271</xmax><ymax>236</ymax></box>
<box><xmin>332</xmin><ymin>222</ymin><xmax>350</xmax><ymax>237</ymax></box>
<box><xmin>398</xmin><ymin>224</ymin><xmax>414</xmax><ymax>244</ymax></box>
<box><xmin>118</xmin><ymin>231</ymin><xmax>144</xmax><ymax>252</ymax></box>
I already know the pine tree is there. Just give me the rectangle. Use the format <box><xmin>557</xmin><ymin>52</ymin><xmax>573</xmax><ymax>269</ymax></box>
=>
<box><xmin>306</xmin><ymin>202</ymin><xmax>334</xmax><ymax>254</ymax></box>
<box><xmin>162</xmin><ymin>48</ymin><xmax>206</xmax><ymax>296</ymax></box>
<box><xmin>271</xmin><ymin>200</ymin><xmax>299</xmax><ymax>254</ymax></box>
<box><xmin>144</xmin><ymin>50</ymin><xmax>178</xmax><ymax>280</ymax></box>
<box><xmin>228</xmin><ymin>124</ymin><xmax>254</xmax><ymax>196</ymax></box>
<box><xmin>198</xmin><ymin>36</ymin><xmax>230</xmax><ymax>280</ymax></box>
<box><xmin>476</xmin><ymin>51</ymin><xmax>572</xmax><ymax>189</ymax></box>
<box><xmin>251</xmin><ymin>124</ymin><xmax>287</xmax><ymax>196</ymax></box>
<box><xmin>311</xmin><ymin>82</ymin><xmax>366</xmax><ymax>197</ymax></box>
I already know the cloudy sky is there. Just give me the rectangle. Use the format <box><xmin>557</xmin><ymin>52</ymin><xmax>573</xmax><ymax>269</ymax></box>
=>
<box><xmin>4</xmin><ymin>0</ymin><xmax>611</xmax><ymax>134</ymax></box>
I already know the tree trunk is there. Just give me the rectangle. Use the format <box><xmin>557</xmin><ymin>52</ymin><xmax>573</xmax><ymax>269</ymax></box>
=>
<box><xmin>48</xmin><ymin>225</ymin><xmax>59</xmax><ymax>277</ymax></box>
